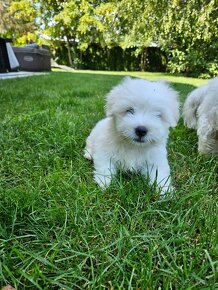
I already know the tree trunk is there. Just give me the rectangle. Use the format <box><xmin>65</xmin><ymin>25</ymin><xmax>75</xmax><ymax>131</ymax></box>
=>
<box><xmin>66</xmin><ymin>36</ymin><xmax>73</xmax><ymax>67</ymax></box>
<box><xmin>140</xmin><ymin>47</ymin><xmax>147</xmax><ymax>71</ymax></box>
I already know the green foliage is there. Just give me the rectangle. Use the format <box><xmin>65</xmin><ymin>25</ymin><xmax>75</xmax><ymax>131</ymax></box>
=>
<box><xmin>159</xmin><ymin>0</ymin><xmax>218</xmax><ymax>77</ymax></box>
<box><xmin>0</xmin><ymin>0</ymin><xmax>38</xmax><ymax>45</ymax></box>
<box><xmin>1</xmin><ymin>0</ymin><xmax>217</xmax><ymax>76</ymax></box>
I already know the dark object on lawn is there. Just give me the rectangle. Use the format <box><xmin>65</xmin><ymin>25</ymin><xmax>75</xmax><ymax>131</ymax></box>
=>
<box><xmin>0</xmin><ymin>37</ymin><xmax>19</xmax><ymax>73</ymax></box>
<box><xmin>12</xmin><ymin>46</ymin><xmax>51</xmax><ymax>72</ymax></box>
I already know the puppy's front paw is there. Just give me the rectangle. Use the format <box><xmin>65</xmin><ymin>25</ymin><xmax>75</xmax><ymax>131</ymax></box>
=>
<box><xmin>84</xmin><ymin>149</ymin><xmax>92</xmax><ymax>160</ymax></box>
<box><xmin>94</xmin><ymin>173</ymin><xmax>112</xmax><ymax>189</ymax></box>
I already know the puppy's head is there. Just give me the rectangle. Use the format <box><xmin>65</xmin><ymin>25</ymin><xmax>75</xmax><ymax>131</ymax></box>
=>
<box><xmin>106</xmin><ymin>77</ymin><xmax>180</xmax><ymax>145</ymax></box>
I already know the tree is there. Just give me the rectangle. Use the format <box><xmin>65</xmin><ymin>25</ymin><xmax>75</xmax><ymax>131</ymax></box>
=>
<box><xmin>113</xmin><ymin>0</ymin><xmax>218</xmax><ymax>76</ymax></box>
<box><xmin>37</xmin><ymin>0</ymin><xmax>122</xmax><ymax>66</ymax></box>
<box><xmin>2</xmin><ymin>0</ymin><xmax>217</xmax><ymax>76</ymax></box>
<box><xmin>158</xmin><ymin>0</ymin><xmax>218</xmax><ymax>76</ymax></box>
<box><xmin>0</xmin><ymin>0</ymin><xmax>38</xmax><ymax>45</ymax></box>
<box><xmin>0</xmin><ymin>0</ymin><xmax>10</xmax><ymax>35</ymax></box>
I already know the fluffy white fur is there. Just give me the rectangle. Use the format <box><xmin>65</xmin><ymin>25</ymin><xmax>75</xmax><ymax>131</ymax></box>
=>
<box><xmin>84</xmin><ymin>77</ymin><xmax>180</xmax><ymax>194</ymax></box>
<box><xmin>183</xmin><ymin>77</ymin><xmax>218</xmax><ymax>154</ymax></box>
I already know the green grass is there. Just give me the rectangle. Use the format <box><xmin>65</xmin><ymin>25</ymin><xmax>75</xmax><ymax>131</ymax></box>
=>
<box><xmin>0</xmin><ymin>71</ymin><xmax>217</xmax><ymax>289</ymax></box>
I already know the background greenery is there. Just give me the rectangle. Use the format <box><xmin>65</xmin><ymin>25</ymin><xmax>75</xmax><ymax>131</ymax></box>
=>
<box><xmin>0</xmin><ymin>71</ymin><xmax>217</xmax><ymax>289</ymax></box>
<box><xmin>1</xmin><ymin>0</ymin><xmax>218</xmax><ymax>77</ymax></box>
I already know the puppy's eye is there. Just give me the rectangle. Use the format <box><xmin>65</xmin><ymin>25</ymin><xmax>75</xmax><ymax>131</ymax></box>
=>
<box><xmin>155</xmin><ymin>112</ymin><xmax>162</xmax><ymax>118</ymax></box>
<box><xmin>126</xmin><ymin>108</ymin><xmax>134</xmax><ymax>114</ymax></box>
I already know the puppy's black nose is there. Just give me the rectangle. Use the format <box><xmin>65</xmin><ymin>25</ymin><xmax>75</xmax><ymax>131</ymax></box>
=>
<box><xmin>135</xmin><ymin>126</ymin><xmax>148</xmax><ymax>137</ymax></box>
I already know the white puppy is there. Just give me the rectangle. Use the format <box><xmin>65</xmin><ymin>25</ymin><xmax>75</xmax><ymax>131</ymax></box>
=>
<box><xmin>183</xmin><ymin>77</ymin><xmax>218</xmax><ymax>154</ymax></box>
<box><xmin>84</xmin><ymin>77</ymin><xmax>180</xmax><ymax>194</ymax></box>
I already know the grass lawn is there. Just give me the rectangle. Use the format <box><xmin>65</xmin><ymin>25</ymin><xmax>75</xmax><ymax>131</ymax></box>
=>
<box><xmin>0</xmin><ymin>71</ymin><xmax>217</xmax><ymax>289</ymax></box>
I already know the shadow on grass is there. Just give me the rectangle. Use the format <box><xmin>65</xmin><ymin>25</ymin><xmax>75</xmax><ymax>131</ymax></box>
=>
<box><xmin>49</xmin><ymin>70</ymin><xmax>199</xmax><ymax>103</ymax></box>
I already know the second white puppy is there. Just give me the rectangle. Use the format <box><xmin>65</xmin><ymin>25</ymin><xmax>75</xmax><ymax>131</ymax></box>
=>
<box><xmin>84</xmin><ymin>77</ymin><xmax>179</xmax><ymax>194</ymax></box>
<box><xmin>183</xmin><ymin>77</ymin><xmax>218</xmax><ymax>154</ymax></box>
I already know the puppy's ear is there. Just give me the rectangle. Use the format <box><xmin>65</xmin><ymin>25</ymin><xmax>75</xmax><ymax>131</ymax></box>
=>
<box><xmin>183</xmin><ymin>85</ymin><xmax>207</xmax><ymax>129</ymax></box>
<box><xmin>162</xmin><ymin>87</ymin><xmax>180</xmax><ymax>128</ymax></box>
<box><xmin>206</xmin><ymin>107</ymin><xmax>218</xmax><ymax>131</ymax></box>
<box><xmin>163</xmin><ymin>104</ymin><xmax>180</xmax><ymax>128</ymax></box>
<box><xmin>105</xmin><ymin>77</ymin><xmax>132</xmax><ymax>116</ymax></box>
<box><xmin>170</xmin><ymin>92</ymin><xmax>180</xmax><ymax>127</ymax></box>
<box><xmin>105</xmin><ymin>87</ymin><xmax>119</xmax><ymax>117</ymax></box>
<box><xmin>162</xmin><ymin>104</ymin><xmax>180</xmax><ymax>128</ymax></box>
